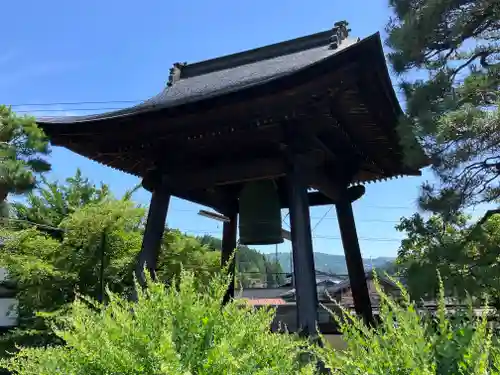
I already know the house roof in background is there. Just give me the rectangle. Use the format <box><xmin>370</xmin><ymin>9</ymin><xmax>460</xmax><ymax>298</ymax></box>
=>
<box><xmin>279</xmin><ymin>272</ymin><xmax>400</xmax><ymax>302</ymax></box>
<box><xmin>238</xmin><ymin>287</ymin><xmax>291</xmax><ymax>299</ymax></box>
<box><xmin>243</xmin><ymin>298</ymin><xmax>287</xmax><ymax>306</ymax></box>
<box><xmin>326</xmin><ymin>272</ymin><xmax>399</xmax><ymax>296</ymax></box>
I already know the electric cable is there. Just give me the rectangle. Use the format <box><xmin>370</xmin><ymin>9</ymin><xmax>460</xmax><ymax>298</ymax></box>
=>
<box><xmin>311</xmin><ymin>206</ymin><xmax>333</xmax><ymax>233</ymax></box>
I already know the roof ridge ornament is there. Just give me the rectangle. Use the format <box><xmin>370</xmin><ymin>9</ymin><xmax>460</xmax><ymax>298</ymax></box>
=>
<box><xmin>167</xmin><ymin>62</ymin><xmax>187</xmax><ymax>87</ymax></box>
<box><xmin>329</xmin><ymin>20</ymin><xmax>351</xmax><ymax>50</ymax></box>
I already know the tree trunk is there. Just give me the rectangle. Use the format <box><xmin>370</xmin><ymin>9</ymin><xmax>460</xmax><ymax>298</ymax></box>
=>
<box><xmin>0</xmin><ymin>184</ymin><xmax>9</xmax><ymax>203</ymax></box>
<box><xmin>0</xmin><ymin>187</ymin><xmax>7</xmax><ymax>204</ymax></box>
<box><xmin>0</xmin><ymin>186</ymin><xmax>9</xmax><ymax>218</ymax></box>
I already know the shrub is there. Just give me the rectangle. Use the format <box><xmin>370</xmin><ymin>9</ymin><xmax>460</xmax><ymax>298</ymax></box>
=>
<box><xmin>0</xmin><ymin>200</ymin><xmax>221</xmax><ymax>358</ymax></box>
<box><xmin>314</xmin><ymin>274</ymin><xmax>500</xmax><ymax>374</ymax></box>
<box><xmin>2</xmin><ymin>271</ymin><xmax>316</xmax><ymax>374</ymax></box>
<box><xmin>6</xmin><ymin>269</ymin><xmax>500</xmax><ymax>374</ymax></box>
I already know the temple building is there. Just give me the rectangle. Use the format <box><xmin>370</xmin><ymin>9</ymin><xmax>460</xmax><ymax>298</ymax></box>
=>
<box><xmin>37</xmin><ymin>21</ymin><xmax>428</xmax><ymax>335</ymax></box>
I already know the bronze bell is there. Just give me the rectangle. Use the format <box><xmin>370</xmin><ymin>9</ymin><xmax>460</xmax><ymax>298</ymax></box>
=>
<box><xmin>239</xmin><ymin>180</ymin><xmax>283</xmax><ymax>245</ymax></box>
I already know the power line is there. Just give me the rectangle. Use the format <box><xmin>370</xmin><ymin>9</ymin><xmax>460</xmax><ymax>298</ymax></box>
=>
<box><xmin>167</xmin><ymin>206</ymin><xmax>411</xmax><ymax>214</ymax></box>
<box><xmin>169</xmin><ymin>208</ymin><xmax>402</xmax><ymax>223</ymax></box>
<box><xmin>0</xmin><ymin>221</ymin><xmax>404</xmax><ymax>243</ymax></box>
<box><xmin>363</xmin><ymin>205</ymin><xmax>416</xmax><ymax>210</ymax></box>
<box><xmin>281</xmin><ymin>211</ymin><xmax>290</xmax><ymax>229</ymax></box>
<box><xmin>178</xmin><ymin>229</ymin><xmax>403</xmax><ymax>242</ymax></box>
<box><xmin>310</xmin><ymin>218</ymin><xmax>400</xmax><ymax>223</ymax></box>
<box><xmin>0</xmin><ymin>86</ymin><xmax>422</xmax><ymax>109</ymax></box>
<box><xmin>7</xmin><ymin>100</ymin><xmax>142</xmax><ymax>107</ymax></box>
<box><xmin>155</xmin><ymin>207</ymin><xmax>404</xmax><ymax>224</ymax></box>
<box><xmin>311</xmin><ymin>206</ymin><xmax>333</xmax><ymax>233</ymax></box>
<box><xmin>14</xmin><ymin>107</ymin><xmax>127</xmax><ymax>113</ymax></box>
<box><xmin>1</xmin><ymin>220</ymin><xmax>404</xmax><ymax>242</ymax></box>
<box><xmin>314</xmin><ymin>235</ymin><xmax>402</xmax><ymax>242</ymax></box>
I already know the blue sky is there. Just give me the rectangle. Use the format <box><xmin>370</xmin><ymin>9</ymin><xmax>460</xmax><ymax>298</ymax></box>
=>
<box><xmin>0</xmin><ymin>0</ymin><xmax>486</xmax><ymax>259</ymax></box>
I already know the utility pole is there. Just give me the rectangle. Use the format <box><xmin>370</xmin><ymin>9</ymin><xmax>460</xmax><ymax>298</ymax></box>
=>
<box><xmin>99</xmin><ymin>229</ymin><xmax>106</xmax><ymax>303</ymax></box>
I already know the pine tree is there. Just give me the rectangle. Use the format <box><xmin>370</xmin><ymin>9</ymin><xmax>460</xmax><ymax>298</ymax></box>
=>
<box><xmin>11</xmin><ymin>169</ymin><xmax>109</xmax><ymax>232</ymax></box>
<box><xmin>386</xmin><ymin>0</ymin><xmax>500</xmax><ymax>216</ymax></box>
<box><xmin>0</xmin><ymin>106</ymin><xmax>51</xmax><ymax>210</ymax></box>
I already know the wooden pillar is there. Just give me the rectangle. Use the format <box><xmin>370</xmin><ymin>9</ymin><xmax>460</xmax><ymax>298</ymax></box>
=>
<box><xmin>286</xmin><ymin>160</ymin><xmax>319</xmax><ymax>337</ymax></box>
<box><xmin>221</xmin><ymin>203</ymin><xmax>238</xmax><ymax>305</ymax></box>
<box><xmin>335</xmin><ymin>193</ymin><xmax>374</xmax><ymax>326</ymax></box>
<box><xmin>135</xmin><ymin>189</ymin><xmax>171</xmax><ymax>289</ymax></box>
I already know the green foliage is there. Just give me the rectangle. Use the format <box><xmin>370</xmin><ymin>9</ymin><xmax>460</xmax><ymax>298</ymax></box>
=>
<box><xmin>5</xmin><ymin>270</ymin><xmax>500</xmax><ymax>374</ymax></box>
<box><xmin>197</xmin><ymin>235</ymin><xmax>284</xmax><ymax>287</ymax></box>
<box><xmin>158</xmin><ymin>230</ymin><xmax>221</xmax><ymax>288</ymax></box>
<box><xmin>8</xmin><ymin>170</ymin><xmax>141</xmax><ymax>240</ymax></box>
<box><xmin>0</xmin><ymin>193</ymin><xmax>225</xmax><ymax>356</ymax></box>
<box><xmin>0</xmin><ymin>106</ymin><xmax>50</xmax><ymax>205</ymax></box>
<box><xmin>372</xmin><ymin>261</ymin><xmax>402</xmax><ymax>277</ymax></box>
<box><xmin>386</xmin><ymin>0</ymin><xmax>500</xmax><ymax>215</ymax></box>
<box><xmin>0</xmin><ymin>199</ymin><xmax>144</xmax><ymax>325</ymax></box>
<box><xmin>265</xmin><ymin>260</ymin><xmax>283</xmax><ymax>288</ymax></box>
<box><xmin>315</xmin><ymin>274</ymin><xmax>500</xmax><ymax>374</ymax></box>
<box><xmin>395</xmin><ymin>212</ymin><xmax>500</xmax><ymax>305</ymax></box>
<box><xmin>10</xmin><ymin>169</ymin><xmax>110</xmax><ymax>234</ymax></box>
<box><xmin>2</xmin><ymin>271</ymin><xmax>316</xmax><ymax>375</ymax></box>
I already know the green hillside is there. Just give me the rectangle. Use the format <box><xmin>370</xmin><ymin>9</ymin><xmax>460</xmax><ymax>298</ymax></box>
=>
<box><xmin>196</xmin><ymin>235</ymin><xmax>285</xmax><ymax>287</ymax></box>
<box><xmin>265</xmin><ymin>252</ymin><xmax>395</xmax><ymax>275</ymax></box>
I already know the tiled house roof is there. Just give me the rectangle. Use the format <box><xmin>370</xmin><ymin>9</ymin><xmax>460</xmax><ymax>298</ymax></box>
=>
<box><xmin>243</xmin><ymin>298</ymin><xmax>287</xmax><ymax>306</ymax></box>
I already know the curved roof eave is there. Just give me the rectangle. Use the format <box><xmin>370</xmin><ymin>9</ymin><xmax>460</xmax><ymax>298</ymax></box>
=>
<box><xmin>36</xmin><ymin>33</ymin><xmax>387</xmax><ymax>128</ymax></box>
<box><xmin>368</xmin><ymin>36</ymin><xmax>431</xmax><ymax>171</ymax></box>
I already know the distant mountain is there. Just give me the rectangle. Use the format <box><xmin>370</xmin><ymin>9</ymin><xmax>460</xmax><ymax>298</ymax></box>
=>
<box><xmin>265</xmin><ymin>252</ymin><xmax>395</xmax><ymax>275</ymax></box>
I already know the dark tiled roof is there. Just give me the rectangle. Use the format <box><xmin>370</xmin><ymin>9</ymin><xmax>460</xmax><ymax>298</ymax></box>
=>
<box><xmin>35</xmin><ymin>24</ymin><xmax>428</xmax><ymax>188</ymax></box>
<box><xmin>280</xmin><ymin>278</ymin><xmax>342</xmax><ymax>301</ymax></box>
<box><xmin>37</xmin><ymin>29</ymin><xmax>358</xmax><ymax>125</ymax></box>
<box><xmin>280</xmin><ymin>272</ymin><xmax>400</xmax><ymax>302</ymax></box>
<box><xmin>326</xmin><ymin>272</ymin><xmax>399</xmax><ymax>296</ymax></box>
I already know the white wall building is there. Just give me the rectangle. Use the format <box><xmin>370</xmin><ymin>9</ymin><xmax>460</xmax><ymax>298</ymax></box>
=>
<box><xmin>0</xmin><ymin>268</ymin><xmax>18</xmax><ymax>328</ymax></box>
